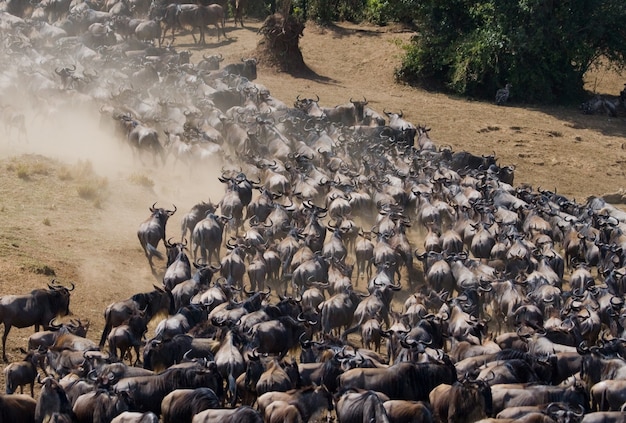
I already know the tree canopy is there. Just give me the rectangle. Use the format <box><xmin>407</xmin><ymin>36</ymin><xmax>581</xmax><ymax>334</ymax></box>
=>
<box><xmin>394</xmin><ymin>0</ymin><xmax>626</xmax><ymax>104</ymax></box>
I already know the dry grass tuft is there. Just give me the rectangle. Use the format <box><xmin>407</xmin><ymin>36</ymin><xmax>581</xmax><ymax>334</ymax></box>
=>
<box><xmin>128</xmin><ymin>173</ymin><xmax>155</xmax><ymax>189</ymax></box>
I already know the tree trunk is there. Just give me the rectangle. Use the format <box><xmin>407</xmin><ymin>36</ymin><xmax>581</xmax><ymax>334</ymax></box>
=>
<box><xmin>256</xmin><ymin>12</ymin><xmax>307</xmax><ymax>74</ymax></box>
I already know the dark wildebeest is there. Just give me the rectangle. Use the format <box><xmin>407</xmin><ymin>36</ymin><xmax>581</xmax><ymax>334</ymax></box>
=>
<box><xmin>35</xmin><ymin>376</ymin><xmax>74</xmax><ymax>423</ymax></box>
<box><xmin>111</xmin><ymin>411</ymin><xmax>159</xmax><ymax>422</ymax></box>
<box><xmin>142</xmin><ymin>334</ymin><xmax>219</xmax><ymax>373</ymax></box>
<box><xmin>27</xmin><ymin>318</ymin><xmax>89</xmax><ymax>351</ymax></box>
<box><xmin>4</xmin><ymin>348</ymin><xmax>39</xmax><ymax>397</ymax></box>
<box><xmin>160</xmin><ymin>387</ymin><xmax>221</xmax><ymax>423</ymax></box>
<box><xmin>119</xmin><ymin>115</ymin><xmax>166</xmax><ymax>166</ymax></box>
<box><xmin>99</xmin><ymin>286</ymin><xmax>174</xmax><ymax>348</ymax></box>
<box><xmin>137</xmin><ymin>203</ymin><xmax>177</xmax><ymax>272</ymax></box>
<box><xmin>180</xmin><ymin>200</ymin><xmax>217</xmax><ymax>244</ymax></box>
<box><xmin>228</xmin><ymin>0</ymin><xmax>246</xmax><ymax>26</ymax></box>
<box><xmin>114</xmin><ymin>362</ymin><xmax>224</xmax><ymax>414</ymax></box>
<box><xmin>72</xmin><ymin>390</ymin><xmax>133</xmax><ymax>423</ymax></box>
<box><xmin>249</xmin><ymin>316</ymin><xmax>308</xmax><ymax>359</ymax></box>
<box><xmin>383</xmin><ymin>400</ymin><xmax>434</xmax><ymax>423</ymax></box>
<box><xmin>0</xmin><ymin>280</ymin><xmax>74</xmax><ymax>362</ymax></box>
<box><xmin>107</xmin><ymin>313</ymin><xmax>149</xmax><ymax>366</ymax></box>
<box><xmin>191</xmin><ymin>406</ymin><xmax>264</xmax><ymax>423</ymax></box>
<box><xmin>335</xmin><ymin>389</ymin><xmax>391</xmax><ymax>423</ymax></box>
<box><xmin>0</xmin><ymin>393</ymin><xmax>37</xmax><ymax>422</ymax></box>
<box><xmin>429</xmin><ymin>378</ymin><xmax>493</xmax><ymax>423</ymax></box>
<box><xmin>339</xmin><ymin>360</ymin><xmax>457</xmax><ymax>402</ymax></box>
<box><xmin>223</xmin><ymin>58</ymin><xmax>258</xmax><ymax>81</ymax></box>
<box><xmin>161</xmin><ymin>3</ymin><xmax>227</xmax><ymax>45</ymax></box>
<box><xmin>257</xmin><ymin>385</ymin><xmax>334</xmax><ymax>422</ymax></box>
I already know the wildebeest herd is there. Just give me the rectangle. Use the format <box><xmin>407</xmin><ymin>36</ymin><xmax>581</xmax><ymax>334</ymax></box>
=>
<box><xmin>2</xmin><ymin>1</ymin><xmax>626</xmax><ymax>423</ymax></box>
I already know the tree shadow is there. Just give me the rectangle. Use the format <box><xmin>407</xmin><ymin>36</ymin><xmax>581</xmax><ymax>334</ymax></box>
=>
<box><xmin>287</xmin><ymin>64</ymin><xmax>336</xmax><ymax>84</ymax></box>
<box><xmin>174</xmin><ymin>37</ymin><xmax>237</xmax><ymax>50</ymax></box>
<box><xmin>310</xmin><ymin>22</ymin><xmax>385</xmax><ymax>39</ymax></box>
<box><xmin>522</xmin><ymin>100</ymin><xmax>626</xmax><ymax>139</ymax></box>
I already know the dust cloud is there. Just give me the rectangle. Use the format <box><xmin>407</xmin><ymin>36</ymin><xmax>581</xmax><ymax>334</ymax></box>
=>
<box><xmin>0</xmin><ymin>87</ymin><xmax>230</xmax><ymax>221</ymax></box>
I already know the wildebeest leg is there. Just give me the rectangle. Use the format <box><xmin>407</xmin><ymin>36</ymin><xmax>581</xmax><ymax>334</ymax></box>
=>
<box><xmin>2</xmin><ymin>325</ymin><xmax>11</xmax><ymax>362</ymax></box>
<box><xmin>198</xmin><ymin>26</ymin><xmax>203</xmax><ymax>45</ymax></box>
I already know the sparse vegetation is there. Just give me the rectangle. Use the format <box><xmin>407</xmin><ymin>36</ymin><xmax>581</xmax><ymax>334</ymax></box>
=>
<box><xmin>7</xmin><ymin>156</ymin><xmax>52</xmax><ymax>180</ymax></box>
<box><xmin>128</xmin><ymin>173</ymin><xmax>155</xmax><ymax>189</ymax></box>
<box><xmin>59</xmin><ymin>160</ymin><xmax>97</xmax><ymax>181</ymax></box>
<box><xmin>14</xmin><ymin>163</ymin><xmax>32</xmax><ymax>180</ymax></box>
<box><xmin>25</xmin><ymin>262</ymin><xmax>56</xmax><ymax>276</ymax></box>
<box><xmin>43</xmin><ymin>217</ymin><xmax>51</xmax><ymax>226</ymax></box>
<box><xmin>57</xmin><ymin>166</ymin><xmax>73</xmax><ymax>181</ymax></box>
<box><xmin>77</xmin><ymin>177</ymin><xmax>108</xmax><ymax>202</ymax></box>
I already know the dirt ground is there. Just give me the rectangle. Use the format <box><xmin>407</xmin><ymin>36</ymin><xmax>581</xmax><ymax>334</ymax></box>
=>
<box><xmin>0</xmin><ymin>17</ymin><xmax>626</xmax><ymax>392</ymax></box>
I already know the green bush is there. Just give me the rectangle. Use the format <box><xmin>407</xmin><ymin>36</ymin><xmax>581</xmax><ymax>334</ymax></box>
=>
<box><xmin>396</xmin><ymin>0</ymin><xmax>626</xmax><ymax>104</ymax></box>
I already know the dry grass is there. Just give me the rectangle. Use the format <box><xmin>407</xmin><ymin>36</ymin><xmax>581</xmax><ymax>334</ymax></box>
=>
<box><xmin>128</xmin><ymin>173</ymin><xmax>155</xmax><ymax>189</ymax></box>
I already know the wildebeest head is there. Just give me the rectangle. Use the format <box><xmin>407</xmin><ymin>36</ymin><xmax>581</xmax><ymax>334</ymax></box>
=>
<box><xmin>43</xmin><ymin>279</ymin><xmax>75</xmax><ymax>321</ymax></box>
<box><xmin>149</xmin><ymin>202</ymin><xmax>177</xmax><ymax>222</ymax></box>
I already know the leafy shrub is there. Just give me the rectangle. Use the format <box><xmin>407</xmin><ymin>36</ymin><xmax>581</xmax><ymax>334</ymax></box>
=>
<box><xmin>396</xmin><ymin>0</ymin><xmax>626</xmax><ymax>104</ymax></box>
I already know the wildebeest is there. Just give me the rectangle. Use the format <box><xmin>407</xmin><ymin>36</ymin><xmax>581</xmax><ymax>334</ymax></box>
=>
<box><xmin>257</xmin><ymin>385</ymin><xmax>334</xmax><ymax>422</ymax></box>
<box><xmin>160</xmin><ymin>387</ymin><xmax>221</xmax><ymax>423</ymax></box>
<box><xmin>107</xmin><ymin>313</ymin><xmax>148</xmax><ymax>366</ymax></box>
<box><xmin>580</xmin><ymin>95</ymin><xmax>618</xmax><ymax>117</ymax></box>
<box><xmin>338</xmin><ymin>360</ymin><xmax>457</xmax><ymax>402</ymax></box>
<box><xmin>335</xmin><ymin>388</ymin><xmax>391</xmax><ymax>423</ymax></box>
<box><xmin>72</xmin><ymin>389</ymin><xmax>132</xmax><ymax>423</ymax></box>
<box><xmin>180</xmin><ymin>200</ymin><xmax>218</xmax><ymax>244</ymax></box>
<box><xmin>429</xmin><ymin>378</ymin><xmax>493</xmax><ymax>423</ymax></box>
<box><xmin>249</xmin><ymin>315</ymin><xmax>308</xmax><ymax>359</ymax></box>
<box><xmin>114</xmin><ymin>362</ymin><xmax>224</xmax><ymax>415</ymax></box>
<box><xmin>449</xmin><ymin>151</ymin><xmax>497</xmax><ymax>172</ymax></box>
<box><xmin>137</xmin><ymin>203</ymin><xmax>177</xmax><ymax>272</ymax></box>
<box><xmin>161</xmin><ymin>3</ymin><xmax>227</xmax><ymax>45</ymax></box>
<box><xmin>27</xmin><ymin>318</ymin><xmax>89</xmax><ymax>351</ymax></box>
<box><xmin>228</xmin><ymin>0</ymin><xmax>247</xmax><ymax>26</ymax></box>
<box><xmin>111</xmin><ymin>411</ymin><xmax>159</xmax><ymax>423</ymax></box>
<box><xmin>4</xmin><ymin>348</ymin><xmax>39</xmax><ymax>396</ymax></box>
<box><xmin>99</xmin><ymin>286</ymin><xmax>174</xmax><ymax>348</ymax></box>
<box><xmin>142</xmin><ymin>334</ymin><xmax>219</xmax><ymax>373</ymax></box>
<box><xmin>119</xmin><ymin>115</ymin><xmax>166</xmax><ymax>166</ymax></box>
<box><xmin>495</xmin><ymin>83</ymin><xmax>512</xmax><ymax>106</ymax></box>
<box><xmin>0</xmin><ymin>393</ymin><xmax>37</xmax><ymax>422</ymax></box>
<box><xmin>134</xmin><ymin>19</ymin><xmax>161</xmax><ymax>47</ymax></box>
<box><xmin>192</xmin><ymin>213</ymin><xmax>229</xmax><ymax>264</ymax></box>
<box><xmin>35</xmin><ymin>376</ymin><xmax>74</xmax><ymax>423</ymax></box>
<box><xmin>383</xmin><ymin>400</ymin><xmax>434</xmax><ymax>423</ymax></box>
<box><xmin>223</xmin><ymin>58</ymin><xmax>258</xmax><ymax>81</ymax></box>
<box><xmin>191</xmin><ymin>406</ymin><xmax>264</xmax><ymax>423</ymax></box>
<box><xmin>0</xmin><ymin>280</ymin><xmax>74</xmax><ymax>362</ymax></box>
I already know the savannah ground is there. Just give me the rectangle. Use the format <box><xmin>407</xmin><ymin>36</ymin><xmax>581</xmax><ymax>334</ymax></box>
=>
<box><xmin>0</xmin><ymin>17</ymin><xmax>625</xmax><ymax>391</ymax></box>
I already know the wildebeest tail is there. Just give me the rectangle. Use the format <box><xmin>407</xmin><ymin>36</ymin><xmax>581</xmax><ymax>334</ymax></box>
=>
<box><xmin>146</xmin><ymin>243</ymin><xmax>164</xmax><ymax>260</ymax></box>
<box><xmin>228</xmin><ymin>362</ymin><xmax>237</xmax><ymax>407</ymax></box>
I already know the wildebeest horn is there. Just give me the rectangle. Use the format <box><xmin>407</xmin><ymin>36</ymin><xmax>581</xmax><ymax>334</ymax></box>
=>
<box><xmin>49</xmin><ymin>318</ymin><xmax>63</xmax><ymax>330</ymax></box>
<box><xmin>248</xmin><ymin>348</ymin><xmax>261</xmax><ymax>360</ymax></box>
